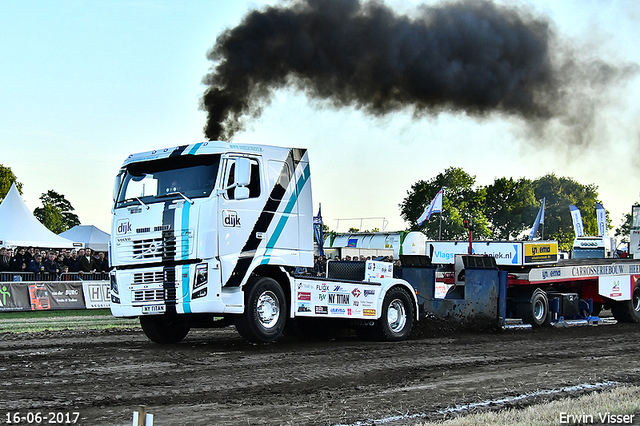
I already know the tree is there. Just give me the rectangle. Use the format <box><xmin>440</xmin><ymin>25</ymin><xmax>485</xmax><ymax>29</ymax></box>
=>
<box><xmin>484</xmin><ymin>177</ymin><xmax>537</xmax><ymax>240</ymax></box>
<box><xmin>399</xmin><ymin>167</ymin><xmax>490</xmax><ymax>240</ymax></box>
<box><xmin>0</xmin><ymin>164</ymin><xmax>23</xmax><ymax>200</ymax></box>
<box><xmin>532</xmin><ymin>174</ymin><xmax>601</xmax><ymax>251</ymax></box>
<box><xmin>33</xmin><ymin>190</ymin><xmax>81</xmax><ymax>234</ymax></box>
<box><xmin>615</xmin><ymin>204</ymin><xmax>638</xmax><ymax>243</ymax></box>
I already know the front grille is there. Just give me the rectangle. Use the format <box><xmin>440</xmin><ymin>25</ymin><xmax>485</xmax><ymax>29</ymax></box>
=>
<box><xmin>133</xmin><ymin>289</ymin><xmax>165</xmax><ymax>303</ymax></box>
<box><xmin>132</xmin><ymin>286</ymin><xmax>177</xmax><ymax>303</ymax></box>
<box><xmin>132</xmin><ymin>234</ymin><xmax>176</xmax><ymax>260</ymax></box>
<box><xmin>133</xmin><ymin>271</ymin><xmax>164</xmax><ymax>284</ymax></box>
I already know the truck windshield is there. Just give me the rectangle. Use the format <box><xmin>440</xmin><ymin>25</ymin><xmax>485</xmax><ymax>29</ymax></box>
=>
<box><xmin>572</xmin><ymin>247</ymin><xmax>606</xmax><ymax>259</ymax></box>
<box><xmin>116</xmin><ymin>154</ymin><xmax>221</xmax><ymax>208</ymax></box>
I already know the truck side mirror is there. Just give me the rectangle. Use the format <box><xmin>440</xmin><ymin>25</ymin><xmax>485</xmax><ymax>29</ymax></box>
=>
<box><xmin>232</xmin><ymin>158</ymin><xmax>251</xmax><ymax>200</ymax></box>
<box><xmin>235</xmin><ymin>157</ymin><xmax>251</xmax><ymax>187</ymax></box>
<box><xmin>234</xmin><ymin>186</ymin><xmax>250</xmax><ymax>200</ymax></box>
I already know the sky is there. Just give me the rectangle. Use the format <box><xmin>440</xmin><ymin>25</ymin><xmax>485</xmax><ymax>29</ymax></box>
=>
<box><xmin>1</xmin><ymin>0</ymin><xmax>639</xmax><ymax>238</ymax></box>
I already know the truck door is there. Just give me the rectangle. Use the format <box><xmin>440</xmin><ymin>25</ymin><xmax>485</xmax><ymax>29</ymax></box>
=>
<box><xmin>218</xmin><ymin>156</ymin><xmax>263</xmax><ymax>287</ymax></box>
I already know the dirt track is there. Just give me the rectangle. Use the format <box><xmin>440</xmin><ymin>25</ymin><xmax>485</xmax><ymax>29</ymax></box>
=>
<box><xmin>2</xmin><ymin>318</ymin><xmax>640</xmax><ymax>426</ymax></box>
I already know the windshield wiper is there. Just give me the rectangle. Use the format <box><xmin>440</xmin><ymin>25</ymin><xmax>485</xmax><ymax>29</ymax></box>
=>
<box><xmin>135</xmin><ymin>197</ymin><xmax>150</xmax><ymax>210</ymax></box>
<box><xmin>156</xmin><ymin>191</ymin><xmax>194</xmax><ymax>205</ymax></box>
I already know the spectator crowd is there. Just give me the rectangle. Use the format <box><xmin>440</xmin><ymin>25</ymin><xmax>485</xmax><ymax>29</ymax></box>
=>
<box><xmin>0</xmin><ymin>246</ymin><xmax>110</xmax><ymax>280</ymax></box>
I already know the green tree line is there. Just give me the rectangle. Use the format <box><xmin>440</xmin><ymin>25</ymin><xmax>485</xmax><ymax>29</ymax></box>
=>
<box><xmin>400</xmin><ymin>167</ymin><xmax>625</xmax><ymax>251</ymax></box>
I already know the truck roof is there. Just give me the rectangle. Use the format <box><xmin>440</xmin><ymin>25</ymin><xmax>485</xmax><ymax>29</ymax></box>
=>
<box><xmin>120</xmin><ymin>142</ymin><xmax>296</xmax><ymax>167</ymax></box>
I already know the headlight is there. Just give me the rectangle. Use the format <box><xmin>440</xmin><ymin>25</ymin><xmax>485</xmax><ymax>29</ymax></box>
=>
<box><xmin>110</xmin><ymin>272</ymin><xmax>120</xmax><ymax>304</ymax></box>
<box><xmin>194</xmin><ymin>263</ymin><xmax>208</xmax><ymax>289</ymax></box>
<box><xmin>110</xmin><ymin>272</ymin><xmax>118</xmax><ymax>295</ymax></box>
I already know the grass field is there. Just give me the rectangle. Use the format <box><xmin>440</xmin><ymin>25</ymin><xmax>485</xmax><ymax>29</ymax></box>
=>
<box><xmin>0</xmin><ymin>309</ymin><xmax>140</xmax><ymax>333</ymax></box>
<box><xmin>417</xmin><ymin>386</ymin><xmax>640</xmax><ymax>426</ymax></box>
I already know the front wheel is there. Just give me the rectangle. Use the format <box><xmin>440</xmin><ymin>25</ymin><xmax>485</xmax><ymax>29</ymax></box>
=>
<box><xmin>372</xmin><ymin>287</ymin><xmax>414</xmax><ymax>341</ymax></box>
<box><xmin>611</xmin><ymin>281</ymin><xmax>640</xmax><ymax>323</ymax></box>
<box><xmin>235</xmin><ymin>277</ymin><xmax>287</xmax><ymax>343</ymax></box>
<box><xmin>140</xmin><ymin>314</ymin><xmax>190</xmax><ymax>344</ymax></box>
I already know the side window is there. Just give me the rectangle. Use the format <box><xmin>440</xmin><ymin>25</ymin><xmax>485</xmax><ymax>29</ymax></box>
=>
<box><xmin>267</xmin><ymin>160</ymin><xmax>291</xmax><ymax>201</ymax></box>
<box><xmin>223</xmin><ymin>158</ymin><xmax>261</xmax><ymax>200</ymax></box>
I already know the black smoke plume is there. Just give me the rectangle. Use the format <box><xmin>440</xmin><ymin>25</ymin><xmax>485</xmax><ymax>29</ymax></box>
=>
<box><xmin>201</xmin><ymin>0</ymin><xmax>637</xmax><ymax>142</ymax></box>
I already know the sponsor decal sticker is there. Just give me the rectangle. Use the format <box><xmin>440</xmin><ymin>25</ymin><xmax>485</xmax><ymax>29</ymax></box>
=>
<box><xmin>298</xmin><ymin>292</ymin><xmax>311</xmax><ymax>301</ymax></box>
<box><xmin>363</xmin><ymin>309</ymin><xmax>376</xmax><ymax>316</ymax></box>
<box><xmin>328</xmin><ymin>293</ymin><xmax>350</xmax><ymax>305</ymax></box>
<box><xmin>351</xmin><ymin>288</ymin><xmax>361</xmax><ymax>298</ymax></box>
<box><xmin>297</xmin><ymin>302</ymin><xmax>312</xmax><ymax>313</ymax></box>
<box><xmin>222</xmin><ymin>210</ymin><xmax>241</xmax><ymax>227</ymax></box>
<box><xmin>116</xmin><ymin>219</ymin><xmax>132</xmax><ymax>235</ymax></box>
<box><xmin>315</xmin><ymin>306</ymin><xmax>328</xmax><ymax>314</ymax></box>
<box><xmin>364</xmin><ymin>290</ymin><xmax>375</xmax><ymax>297</ymax></box>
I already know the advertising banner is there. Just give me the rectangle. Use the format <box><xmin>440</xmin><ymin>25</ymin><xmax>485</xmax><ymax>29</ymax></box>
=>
<box><xmin>0</xmin><ymin>282</ymin><xmax>86</xmax><ymax>312</ymax></box>
<box><xmin>81</xmin><ymin>281</ymin><xmax>111</xmax><ymax>309</ymax></box>
<box><xmin>523</xmin><ymin>241</ymin><xmax>558</xmax><ymax>264</ymax></box>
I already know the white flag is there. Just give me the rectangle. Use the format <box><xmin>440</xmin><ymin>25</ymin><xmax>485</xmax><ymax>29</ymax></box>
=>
<box><xmin>529</xmin><ymin>198</ymin><xmax>545</xmax><ymax>240</ymax></box>
<box><xmin>596</xmin><ymin>203</ymin><xmax>607</xmax><ymax>237</ymax></box>
<box><xmin>570</xmin><ymin>205</ymin><xmax>584</xmax><ymax>237</ymax></box>
<box><xmin>417</xmin><ymin>188</ymin><xmax>443</xmax><ymax>226</ymax></box>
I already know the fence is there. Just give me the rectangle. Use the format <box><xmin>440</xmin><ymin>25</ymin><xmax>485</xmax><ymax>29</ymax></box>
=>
<box><xmin>0</xmin><ymin>273</ymin><xmax>110</xmax><ymax>312</ymax></box>
<box><xmin>0</xmin><ymin>271</ymin><xmax>109</xmax><ymax>282</ymax></box>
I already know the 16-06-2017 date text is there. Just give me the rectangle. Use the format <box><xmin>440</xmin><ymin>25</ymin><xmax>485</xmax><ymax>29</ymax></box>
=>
<box><xmin>3</xmin><ymin>412</ymin><xmax>80</xmax><ymax>424</ymax></box>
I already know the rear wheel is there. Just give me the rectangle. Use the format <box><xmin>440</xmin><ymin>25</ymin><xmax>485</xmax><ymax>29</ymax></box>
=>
<box><xmin>140</xmin><ymin>314</ymin><xmax>190</xmax><ymax>344</ymax></box>
<box><xmin>372</xmin><ymin>287</ymin><xmax>414</xmax><ymax>341</ymax></box>
<box><xmin>611</xmin><ymin>281</ymin><xmax>640</xmax><ymax>323</ymax></box>
<box><xmin>517</xmin><ymin>289</ymin><xmax>550</xmax><ymax>327</ymax></box>
<box><xmin>235</xmin><ymin>277</ymin><xmax>287</xmax><ymax>343</ymax></box>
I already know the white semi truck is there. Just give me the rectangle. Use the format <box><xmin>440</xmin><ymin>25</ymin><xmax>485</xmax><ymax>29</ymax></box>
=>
<box><xmin>109</xmin><ymin>142</ymin><xmax>418</xmax><ymax>343</ymax></box>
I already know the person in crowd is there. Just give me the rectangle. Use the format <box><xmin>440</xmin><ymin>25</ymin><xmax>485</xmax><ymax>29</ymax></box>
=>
<box><xmin>64</xmin><ymin>249</ymin><xmax>81</xmax><ymax>273</ymax></box>
<box><xmin>27</xmin><ymin>254</ymin><xmax>45</xmax><ymax>276</ymax></box>
<box><xmin>11</xmin><ymin>247</ymin><xmax>27</xmax><ymax>272</ymax></box>
<box><xmin>43</xmin><ymin>251</ymin><xmax>60</xmax><ymax>277</ymax></box>
<box><xmin>0</xmin><ymin>248</ymin><xmax>11</xmax><ymax>272</ymax></box>
<box><xmin>313</xmin><ymin>255</ymin><xmax>326</xmax><ymax>277</ymax></box>
<box><xmin>97</xmin><ymin>252</ymin><xmax>110</xmax><ymax>273</ymax></box>
<box><xmin>24</xmin><ymin>247</ymin><xmax>35</xmax><ymax>265</ymax></box>
<box><xmin>55</xmin><ymin>253</ymin><xmax>65</xmax><ymax>272</ymax></box>
<box><xmin>79</xmin><ymin>248</ymin><xmax>98</xmax><ymax>273</ymax></box>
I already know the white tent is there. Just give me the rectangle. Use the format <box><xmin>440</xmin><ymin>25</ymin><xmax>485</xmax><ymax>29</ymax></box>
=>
<box><xmin>0</xmin><ymin>183</ymin><xmax>78</xmax><ymax>249</ymax></box>
<box><xmin>59</xmin><ymin>225</ymin><xmax>110</xmax><ymax>252</ymax></box>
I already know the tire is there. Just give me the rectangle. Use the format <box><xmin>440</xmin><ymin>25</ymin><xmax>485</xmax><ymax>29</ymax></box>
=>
<box><xmin>611</xmin><ymin>281</ymin><xmax>640</xmax><ymax>323</ymax></box>
<box><xmin>516</xmin><ymin>289</ymin><xmax>550</xmax><ymax>327</ymax></box>
<box><xmin>140</xmin><ymin>314</ymin><xmax>190</xmax><ymax>344</ymax></box>
<box><xmin>235</xmin><ymin>277</ymin><xmax>287</xmax><ymax>343</ymax></box>
<box><xmin>372</xmin><ymin>287</ymin><xmax>414</xmax><ymax>341</ymax></box>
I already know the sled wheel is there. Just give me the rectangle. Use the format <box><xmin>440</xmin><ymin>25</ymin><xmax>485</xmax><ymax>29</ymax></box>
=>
<box><xmin>140</xmin><ymin>314</ymin><xmax>190</xmax><ymax>344</ymax></box>
<box><xmin>372</xmin><ymin>287</ymin><xmax>414</xmax><ymax>341</ymax></box>
<box><xmin>611</xmin><ymin>281</ymin><xmax>640</xmax><ymax>323</ymax></box>
<box><xmin>235</xmin><ymin>277</ymin><xmax>286</xmax><ymax>343</ymax></box>
<box><xmin>517</xmin><ymin>289</ymin><xmax>550</xmax><ymax>327</ymax></box>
